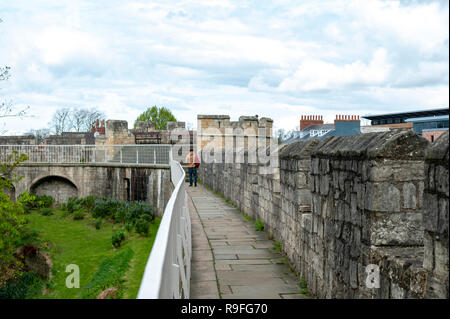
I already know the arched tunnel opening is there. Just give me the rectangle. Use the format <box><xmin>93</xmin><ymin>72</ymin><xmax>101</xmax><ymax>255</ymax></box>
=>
<box><xmin>30</xmin><ymin>176</ymin><xmax>78</xmax><ymax>204</ymax></box>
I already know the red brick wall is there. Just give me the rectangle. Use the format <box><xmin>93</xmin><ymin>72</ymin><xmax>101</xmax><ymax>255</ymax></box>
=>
<box><xmin>422</xmin><ymin>129</ymin><xmax>447</xmax><ymax>142</ymax></box>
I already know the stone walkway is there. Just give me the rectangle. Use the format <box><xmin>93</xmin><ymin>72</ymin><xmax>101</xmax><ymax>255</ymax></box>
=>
<box><xmin>188</xmin><ymin>184</ymin><xmax>309</xmax><ymax>299</ymax></box>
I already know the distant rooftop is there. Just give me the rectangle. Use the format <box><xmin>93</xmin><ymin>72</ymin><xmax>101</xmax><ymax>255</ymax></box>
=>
<box><xmin>405</xmin><ymin>115</ymin><xmax>449</xmax><ymax>123</ymax></box>
<box><xmin>302</xmin><ymin>123</ymin><xmax>335</xmax><ymax>131</ymax></box>
<box><xmin>362</xmin><ymin>108</ymin><xmax>449</xmax><ymax>120</ymax></box>
<box><xmin>422</xmin><ymin>128</ymin><xmax>449</xmax><ymax>132</ymax></box>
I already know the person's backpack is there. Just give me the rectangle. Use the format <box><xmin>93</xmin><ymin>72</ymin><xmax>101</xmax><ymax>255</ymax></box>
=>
<box><xmin>194</xmin><ymin>154</ymin><xmax>200</xmax><ymax>168</ymax></box>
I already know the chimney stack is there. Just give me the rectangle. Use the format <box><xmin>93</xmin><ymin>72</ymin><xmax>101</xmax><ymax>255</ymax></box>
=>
<box><xmin>300</xmin><ymin>114</ymin><xmax>324</xmax><ymax>131</ymax></box>
<box><xmin>91</xmin><ymin>119</ymin><xmax>106</xmax><ymax>135</ymax></box>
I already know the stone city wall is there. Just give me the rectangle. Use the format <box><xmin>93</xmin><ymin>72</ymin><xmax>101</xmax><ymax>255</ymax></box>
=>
<box><xmin>198</xmin><ymin>130</ymin><xmax>449</xmax><ymax>298</ymax></box>
<box><xmin>422</xmin><ymin>131</ymin><xmax>449</xmax><ymax>298</ymax></box>
<box><xmin>197</xmin><ymin>115</ymin><xmax>273</xmax><ymax>151</ymax></box>
<box><xmin>0</xmin><ymin>135</ymin><xmax>36</xmax><ymax>145</ymax></box>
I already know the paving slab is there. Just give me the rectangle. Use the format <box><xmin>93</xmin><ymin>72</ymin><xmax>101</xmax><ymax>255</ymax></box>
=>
<box><xmin>188</xmin><ymin>184</ymin><xmax>310</xmax><ymax>299</ymax></box>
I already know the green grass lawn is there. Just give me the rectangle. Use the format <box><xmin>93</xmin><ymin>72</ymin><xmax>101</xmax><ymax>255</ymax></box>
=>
<box><xmin>24</xmin><ymin>209</ymin><xmax>160</xmax><ymax>299</ymax></box>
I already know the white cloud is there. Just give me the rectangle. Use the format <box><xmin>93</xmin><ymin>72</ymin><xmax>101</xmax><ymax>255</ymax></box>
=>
<box><xmin>348</xmin><ymin>0</ymin><xmax>449</xmax><ymax>55</ymax></box>
<box><xmin>0</xmin><ymin>0</ymin><xmax>448</xmax><ymax>135</ymax></box>
<box><xmin>277</xmin><ymin>48</ymin><xmax>392</xmax><ymax>92</ymax></box>
<box><xmin>34</xmin><ymin>26</ymin><xmax>107</xmax><ymax>65</ymax></box>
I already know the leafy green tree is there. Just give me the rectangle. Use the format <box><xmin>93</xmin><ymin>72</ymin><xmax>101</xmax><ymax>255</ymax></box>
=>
<box><xmin>0</xmin><ymin>151</ymin><xmax>32</xmax><ymax>285</ymax></box>
<box><xmin>134</xmin><ymin>106</ymin><xmax>177</xmax><ymax>130</ymax></box>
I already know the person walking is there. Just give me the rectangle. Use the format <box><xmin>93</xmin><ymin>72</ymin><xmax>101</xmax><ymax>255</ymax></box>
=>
<box><xmin>185</xmin><ymin>149</ymin><xmax>200</xmax><ymax>187</ymax></box>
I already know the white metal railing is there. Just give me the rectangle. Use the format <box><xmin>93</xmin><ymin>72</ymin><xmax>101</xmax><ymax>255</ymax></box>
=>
<box><xmin>0</xmin><ymin>144</ymin><xmax>171</xmax><ymax>165</ymax></box>
<box><xmin>137</xmin><ymin>155</ymin><xmax>191</xmax><ymax>299</ymax></box>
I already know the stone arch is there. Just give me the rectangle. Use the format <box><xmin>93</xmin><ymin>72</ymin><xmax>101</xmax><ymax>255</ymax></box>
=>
<box><xmin>30</xmin><ymin>175</ymin><xmax>78</xmax><ymax>203</ymax></box>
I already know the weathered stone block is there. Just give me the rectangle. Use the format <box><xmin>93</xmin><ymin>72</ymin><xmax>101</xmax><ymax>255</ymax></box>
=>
<box><xmin>365</xmin><ymin>182</ymin><xmax>401</xmax><ymax>212</ymax></box>
<box><xmin>370</xmin><ymin>161</ymin><xmax>424</xmax><ymax>182</ymax></box>
<box><xmin>434</xmin><ymin>240</ymin><xmax>449</xmax><ymax>279</ymax></box>
<box><xmin>295</xmin><ymin>171</ymin><xmax>308</xmax><ymax>188</ymax></box>
<box><xmin>438</xmin><ymin>197</ymin><xmax>448</xmax><ymax>237</ymax></box>
<box><xmin>423</xmin><ymin>232</ymin><xmax>434</xmax><ymax>271</ymax></box>
<box><xmin>403</xmin><ymin>182</ymin><xmax>417</xmax><ymax>209</ymax></box>
<box><xmin>370</xmin><ymin>212</ymin><xmax>423</xmax><ymax>246</ymax></box>
<box><xmin>422</xmin><ymin>193</ymin><xmax>439</xmax><ymax>232</ymax></box>
<box><xmin>390</xmin><ymin>282</ymin><xmax>406</xmax><ymax>299</ymax></box>
<box><xmin>350</xmin><ymin>260</ymin><xmax>358</xmax><ymax>289</ymax></box>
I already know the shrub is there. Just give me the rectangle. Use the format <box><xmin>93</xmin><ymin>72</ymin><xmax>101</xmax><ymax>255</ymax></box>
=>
<box><xmin>35</xmin><ymin>195</ymin><xmax>54</xmax><ymax>208</ymax></box>
<box><xmin>111</xmin><ymin>230</ymin><xmax>126</xmax><ymax>248</ymax></box>
<box><xmin>0</xmin><ymin>151</ymin><xmax>27</xmax><ymax>284</ymax></box>
<box><xmin>73</xmin><ymin>210</ymin><xmax>85</xmax><ymax>220</ymax></box>
<box><xmin>126</xmin><ymin>201</ymin><xmax>154</xmax><ymax>224</ymax></box>
<box><xmin>254</xmin><ymin>219</ymin><xmax>264</xmax><ymax>231</ymax></box>
<box><xmin>0</xmin><ymin>272</ymin><xmax>43</xmax><ymax>299</ymax></box>
<box><xmin>78</xmin><ymin>196</ymin><xmax>98</xmax><ymax>212</ymax></box>
<box><xmin>18</xmin><ymin>192</ymin><xmax>36</xmax><ymax>213</ymax></box>
<box><xmin>114</xmin><ymin>204</ymin><xmax>129</xmax><ymax>224</ymax></box>
<box><xmin>135</xmin><ymin>218</ymin><xmax>149</xmax><ymax>236</ymax></box>
<box><xmin>125</xmin><ymin>222</ymin><xmax>133</xmax><ymax>233</ymax></box>
<box><xmin>40</xmin><ymin>208</ymin><xmax>53</xmax><ymax>216</ymax></box>
<box><xmin>299</xmin><ymin>276</ymin><xmax>307</xmax><ymax>289</ymax></box>
<box><xmin>66</xmin><ymin>197</ymin><xmax>81</xmax><ymax>214</ymax></box>
<box><xmin>94</xmin><ymin>218</ymin><xmax>102</xmax><ymax>230</ymax></box>
<box><xmin>93</xmin><ymin>198</ymin><xmax>122</xmax><ymax>219</ymax></box>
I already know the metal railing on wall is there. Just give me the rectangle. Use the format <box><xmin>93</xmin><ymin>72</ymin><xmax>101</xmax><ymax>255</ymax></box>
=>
<box><xmin>137</xmin><ymin>156</ymin><xmax>191</xmax><ymax>299</ymax></box>
<box><xmin>0</xmin><ymin>144</ymin><xmax>171</xmax><ymax>165</ymax></box>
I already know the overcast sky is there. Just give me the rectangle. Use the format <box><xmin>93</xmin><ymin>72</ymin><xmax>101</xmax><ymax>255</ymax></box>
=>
<box><xmin>0</xmin><ymin>0</ymin><xmax>448</xmax><ymax>135</ymax></box>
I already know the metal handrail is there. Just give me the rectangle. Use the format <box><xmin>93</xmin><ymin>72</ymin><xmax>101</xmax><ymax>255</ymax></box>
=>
<box><xmin>0</xmin><ymin>144</ymin><xmax>172</xmax><ymax>165</ymax></box>
<box><xmin>137</xmin><ymin>157</ymin><xmax>191</xmax><ymax>299</ymax></box>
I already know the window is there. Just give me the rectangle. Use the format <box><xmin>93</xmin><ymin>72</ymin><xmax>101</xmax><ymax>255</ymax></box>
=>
<box><xmin>431</xmin><ymin>135</ymin><xmax>435</xmax><ymax>142</ymax></box>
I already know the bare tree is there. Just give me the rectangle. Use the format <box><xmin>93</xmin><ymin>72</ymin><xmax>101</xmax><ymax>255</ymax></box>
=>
<box><xmin>72</xmin><ymin>108</ymin><xmax>105</xmax><ymax>132</ymax></box>
<box><xmin>49</xmin><ymin>108</ymin><xmax>72</xmax><ymax>134</ymax></box>
<box><xmin>274</xmin><ymin>127</ymin><xmax>297</xmax><ymax>144</ymax></box>
<box><xmin>0</xmin><ymin>20</ymin><xmax>28</xmax><ymax>133</ymax></box>
<box><xmin>1</xmin><ymin>66</ymin><xmax>29</xmax><ymax>133</ymax></box>
<box><xmin>48</xmin><ymin>107</ymin><xmax>105</xmax><ymax>134</ymax></box>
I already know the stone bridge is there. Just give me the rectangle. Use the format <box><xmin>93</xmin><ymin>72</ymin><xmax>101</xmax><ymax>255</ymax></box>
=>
<box><xmin>10</xmin><ymin>163</ymin><xmax>172</xmax><ymax>217</ymax></box>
